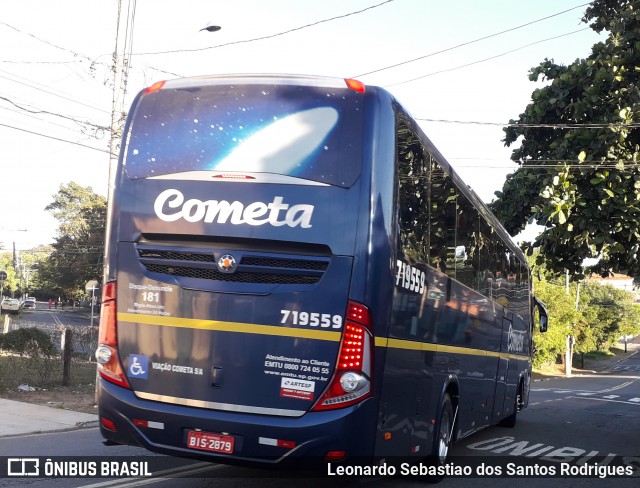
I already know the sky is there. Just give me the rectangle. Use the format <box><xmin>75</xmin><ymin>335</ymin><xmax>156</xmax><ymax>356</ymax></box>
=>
<box><xmin>0</xmin><ymin>0</ymin><xmax>603</xmax><ymax>250</ymax></box>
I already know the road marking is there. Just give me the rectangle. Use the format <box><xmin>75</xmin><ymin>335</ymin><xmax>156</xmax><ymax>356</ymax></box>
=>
<box><xmin>601</xmin><ymin>381</ymin><xmax>633</xmax><ymax>392</ymax></box>
<box><xmin>602</xmin><ymin>395</ymin><xmax>619</xmax><ymax>399</ymax></box>
<box><xmin>49</xmin><ymin>312</ymin><xmax>63</xmax><ymax>327</ymax></box>
<box><xmin>79</xmin><ymin>462</ymin><xmax>225</xmax><ymax>487</ymax></box>
<box><xmin>569</xmin><ymin>396</ymin><xmax>640</xmax><ymax>406</ymax></box>
<box><xmin>575</xmin><ymin>392</ymin><xmax>597</xmax><ymax>396</ymax></box>
<box><xmin>629</xmin><ymin>397</ymin><xmax>640</xmax><ymax>403</ymax></box>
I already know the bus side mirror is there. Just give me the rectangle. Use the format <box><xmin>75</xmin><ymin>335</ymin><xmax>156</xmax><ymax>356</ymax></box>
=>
<box><xmin>533</xmin><ymin>296</ymin><xmax>548</xmax><ymax>333</ymax></box>
<box><xmin>539</xmin><ymin>314</ymin><xmax>548</xmax><ymax>333</ymax></box>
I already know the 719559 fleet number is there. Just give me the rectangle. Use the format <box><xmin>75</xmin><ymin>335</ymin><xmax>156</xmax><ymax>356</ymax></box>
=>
<box><xmin>396</xmin><ymin>260</ymin><xmax>426</xmax><ymax>294</ymax></box>
<box><xmin>280</xmin><ymin>309</ymin><xmax>343</xmax><ymax>328</ymax></box>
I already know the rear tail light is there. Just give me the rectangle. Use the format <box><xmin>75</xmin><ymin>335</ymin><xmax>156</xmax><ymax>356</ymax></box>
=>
<box><xmin>96</xmin><ymin>281</ymin><xmax>131</xmax><ymax>389</ymax></box>
<box><xmin>312</xmin><ymin>301</ymin><xmax>373</xmax><ymax>411</ymax></box>
<box><xmin>100</xmin><ymin>417</ymin><xmax>118</xmax><ymax>432</ymax></box>
<box><xmin>145</xmin><ymin>80</ymin><xmax>166</xmax><ymax>94</ymax></box>
<box><xmin>344</xmin><ymin>78</ymin><xmax>366</xmax><ymax>93</ymax></box>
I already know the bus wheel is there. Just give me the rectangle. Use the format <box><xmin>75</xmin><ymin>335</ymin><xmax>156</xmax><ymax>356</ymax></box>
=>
<box><xmin>432</xmin><ymin>393</ymin><xmax>454</xmax><ymax>466</ymax></box>
<box><xmin>499</xmin><ymin>385</ymin><xmax>521</xmax><ymax>428</ymax></box>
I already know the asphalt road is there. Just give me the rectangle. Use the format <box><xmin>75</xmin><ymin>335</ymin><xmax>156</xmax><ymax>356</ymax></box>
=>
<box><xmin>7</xmin><ymin>301</ymin><xmax>96</xmax><ymax>353</ymax></box>
<box><xmin>14</xmin><ymin>301</ymin><xmax>95</xmax><ymax>328</ymax></box>
<box><xmin>0</xmin><ymin>350</ymin><xmax>637</xmax><ymax>487</ymax></box>
<box><xmin>1</xmin><ymin>308</ymin><xmax>637</xmax><ymax>487</ymax></box>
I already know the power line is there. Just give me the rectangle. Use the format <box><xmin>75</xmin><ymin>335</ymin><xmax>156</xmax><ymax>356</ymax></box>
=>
<box><xmin>0</xmin><ymin>21</ymin><xmax>110</xmax><ymax>69</ymax></box>
<box><xmin>134</xmin><ymin>0</ymin><xmax>396</xmax><ymax>56</ymax></box>
<box><xmin>386</xmin><ymin>28</ymin><xmax>589</xmax><ymax>87</ymax></box>
<box><xmin>0</xmin><ymin>122</ymin><xmax>110</xmax><ymax>154</ymax></box>
<box><xmin>454</xmin><ymin>163</ymin><xmax>640</xmax><ymax>170</ymax></box>
<box><xmin>0</xmin><ymin>104</ymin><xmax>94</xmax><ymax>135</ymax></box>
<box><xmin>0</xmin><ymin>95</ymin><xmax>109</xmax><ymax>130</ymax></box>
<box><xmin>415</xmin><ymin>117</ymin><xmax>640</xmax><ymax>129</ymax></box>
<box><xmin>0</xmin><ymin>69</ymin><xmax>110</xmax><ymax>115</ymax></box>
<box><xmin>0</xmin><ymin>59</ymin><xmax>80</xmax><ymax>65</ymax></box>
<box><xmin>353</xmin><ymin>2</ymin><xmax>591</xmax><ymax>77</ymax></box>
<box><xmin>509</xmin><ymin>163</ymin><xmax>640</xmax><ymax>169</ymax></box>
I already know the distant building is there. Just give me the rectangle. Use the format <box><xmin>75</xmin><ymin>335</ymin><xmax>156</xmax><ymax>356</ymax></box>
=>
<box><xmin>589</xmin><ymin>273</ymin><xmax>640</xmax><ymax>302</ymax></box>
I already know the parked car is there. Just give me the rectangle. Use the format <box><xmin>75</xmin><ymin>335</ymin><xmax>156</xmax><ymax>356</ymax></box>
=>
<box><xmin>1</xmin><ymin>298</ymin><xmax>21</xmax><ymax>314</ymax></box>
<box><xmin>22</xmin><ymin>298</ymin><xmax>36</xmax><ymax>310</ymax></box>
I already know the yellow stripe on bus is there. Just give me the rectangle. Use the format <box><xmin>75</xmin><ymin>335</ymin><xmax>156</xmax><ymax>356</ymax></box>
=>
<box><xmin>119</xmin><ymin>313</ymin><xmax>529</xmax><ymax>359</ymax></box>
<box><xmin>377</xmin><ymin>337</ymin><xmax>527</xmax><ymax>360</ymax></box>
<box><xmin>117</xmin><ymin>312</ymin><xmax>342</xmax><ymax>342</ymax></box>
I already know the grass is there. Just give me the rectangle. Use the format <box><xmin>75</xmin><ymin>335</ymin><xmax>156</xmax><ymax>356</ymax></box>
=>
<box><xmin>0</xmin><ymin>353</ymin><xmax>96</xmax><ymax>389</ymax></box>
<box><xmin>581</xmin><ymin>349</ymin><xmax>616</xmax><ymax>360</ymax></box>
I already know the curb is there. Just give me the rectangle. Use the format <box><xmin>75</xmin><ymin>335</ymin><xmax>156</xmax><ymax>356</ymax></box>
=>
<box><xmin>533</xmin><ymin>346</ymin><xmax>640</xmax><ymax>381</ymax></box>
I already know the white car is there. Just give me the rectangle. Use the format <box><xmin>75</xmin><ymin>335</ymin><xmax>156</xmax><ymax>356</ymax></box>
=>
<box><xmin>1</xmin><ymin>298</ymin><xmax>21</xmax><ymax>314</ymax></box>
<box><xmin>22</xmin><ymin>298</ymin><xmax>36</xmax><ymax>310</ymax></box>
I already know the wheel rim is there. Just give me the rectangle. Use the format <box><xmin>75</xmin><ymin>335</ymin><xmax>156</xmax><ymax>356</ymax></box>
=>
<box><xmin>437</xmin><ymin>411</ymin><xmax>450</xmax><ymax>462</ymax></box>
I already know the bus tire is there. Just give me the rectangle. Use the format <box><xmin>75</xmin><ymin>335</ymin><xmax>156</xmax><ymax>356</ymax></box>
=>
<box><xmin>499</xmin><ymin>384</ymin><xmax>521</xmax><ymax>428</ymax></box>
<box><xmin>429</xmin><ymin>393</ymin><xmax>454</xmax><ymax>468</ymax></box>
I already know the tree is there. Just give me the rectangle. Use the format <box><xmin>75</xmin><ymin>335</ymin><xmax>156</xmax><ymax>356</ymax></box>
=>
<box><xmin>491</xmin><ymin>0</ymin><xmax>640</xmax><ymax>279</ymax></box>
<box><xmin>531</xmin><ymin>273</ymin><xmax>582</xmax><ymax>368</ymax></box>
<box><xmin>0</xmin><ymin>253</ymin><xmax>18</xmax><ymax>298</ymax></box>
<box><xmin>39</xmin><ymin>182</ymin><xmax>106</xmax><ymax>299</ymax></box>
<box><xmin>581</xmin><ymin>282</ymin><xmax>640</xmax><ymax>350</ymax></box>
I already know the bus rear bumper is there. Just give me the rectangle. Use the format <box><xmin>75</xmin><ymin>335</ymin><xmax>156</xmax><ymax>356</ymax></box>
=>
<box><xmin>97</xmin><ymin>379</ymin><xmax>377</xmax><ymax>468</ymax></box>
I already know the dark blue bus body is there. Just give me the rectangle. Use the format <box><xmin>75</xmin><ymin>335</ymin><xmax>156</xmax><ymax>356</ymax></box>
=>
<box><xmin>97</xmin><ymin>74</ymin><xmax>546</xmax><ymax>468</ymax></box>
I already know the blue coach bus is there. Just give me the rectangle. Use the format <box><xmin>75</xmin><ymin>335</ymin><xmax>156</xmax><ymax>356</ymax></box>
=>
<box><xmin>96</xmin><ymin>74</ymin><xmax>548</xmax><ymax>469</ymax></box>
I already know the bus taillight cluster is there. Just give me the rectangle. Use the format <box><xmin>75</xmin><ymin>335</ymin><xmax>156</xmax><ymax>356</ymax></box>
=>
<box><xmin>312</xmin><ymin>300</ymin><xmax>373</xmax><ymax>411</ymax></box>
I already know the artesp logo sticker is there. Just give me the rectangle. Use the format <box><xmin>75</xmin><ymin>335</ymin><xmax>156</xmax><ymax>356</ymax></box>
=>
<box><xmin>280</xmin><ymin>377</ymin><xmax>315</xmax><ymax>401</ymax></box>
<box><xmin>128</xmin><ymin>354</ymin><xmax>148</xmax><ymax>379</ymax></box>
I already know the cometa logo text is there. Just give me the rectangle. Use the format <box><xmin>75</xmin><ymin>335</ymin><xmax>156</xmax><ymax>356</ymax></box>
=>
<box><xmin>154</xmin><ymin>189</ymin><xmax>314</xmax><ymax>228</ymax></box>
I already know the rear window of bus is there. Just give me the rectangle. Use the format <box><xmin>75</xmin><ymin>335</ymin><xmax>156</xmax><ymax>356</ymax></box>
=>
<box><xmin>122</xmin><ymin>82</ymin><xmax>365</xmax><ymax>188</ymax></box>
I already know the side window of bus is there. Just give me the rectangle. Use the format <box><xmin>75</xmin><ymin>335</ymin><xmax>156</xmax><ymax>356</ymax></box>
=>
<box><xmin>429</xmin><ymin>158</ymin><xmax>457</xmax><ymax>278</ymax></box>
<box><xmin>511</xmin><ymin>255</ymin><xmax>529</xmax><ymax>317</ymax></box>
<box><xmin>396</xmin><ymin>122</ymin><xmax>429</xmax><ymax>264</ymax></box>
<box><xmin>478</xmin><ymin>219</ymin><xmax>496</xmax><ymax>298</ymax></box>
<box><xmin>507</xmin><ymin>252</ymin><xmax>520</xmax><ymax>311</ymax></box>
<box><xmin>454</xmin><ymin>194</ymin><xmax>479</xmax><ymax>291</ymax></box>
<box><xmin>495</xmin><ymin>244</ymin><xmax>511</xmax><ymax>308</ymax></box>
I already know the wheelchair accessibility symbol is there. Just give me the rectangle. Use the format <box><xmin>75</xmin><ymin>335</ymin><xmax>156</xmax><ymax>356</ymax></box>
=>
<box><xmin>128</xmin><ymin>354</ymin><xmax>148</xmax><ymax>379</ymax></box>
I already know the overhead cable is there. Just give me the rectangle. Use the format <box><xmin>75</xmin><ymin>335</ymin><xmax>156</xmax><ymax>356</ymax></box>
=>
<box><xmin>415</xmin><ymin>117</ymin><xmax>640</xmax><ymax>129</ymax></box>
<box><xmin>134</xmin><ymin>0</ymin><xmax>396</xmax><ymax>56</ymax></box>
<box><xmin>386</xmin><ymin>28</ymin><xmax>589</xmax><ymax>87</ymax></box>
<box><xmin>0</xmin><ymin>122</ymin><xmax>110</xmax><ymax>154</ymax></box>
<box><xmin>353</xmin><ymin>2</ymin><xmax>590</xmax><ymax>77</ymax></box>
<box><xmin>0</xmin><ymin>95</ymin><xmax>109</xmax><ymax>130</ymax></box>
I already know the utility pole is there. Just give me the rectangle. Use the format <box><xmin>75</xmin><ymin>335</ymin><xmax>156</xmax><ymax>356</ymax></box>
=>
<box><xmin>105</xmin><ymin>0</ymin><xmax>136</xmax><ymax>279</ymax></box>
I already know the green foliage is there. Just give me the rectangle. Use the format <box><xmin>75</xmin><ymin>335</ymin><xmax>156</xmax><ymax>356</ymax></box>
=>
<box><xmin>581</xmin><ymin>282</ymin><xmax>640</xmax><ymax>350</ymax></box>
<box><xmin>0</xmin><ymin>327</ymin><xmax>56</xmax><ymax>357</ymax></box>
<box><xmin>38</xmin><ymin>182</ymin><xmax>106</xmax><ymax>299</ymax></box>
<box><xmin>529</xmin><ymin>250</ymin><xmax>640</xmax><ymax>366</ymax></box>
<box><xmin>491</xmin><ymin>0</ymin><xmax>640</xmax><ymax>279</ymax></box>
<box><xmin>0</xmin><ymin>244</ymin><xmax>54</xmax><ymax>299</ymax></box>
<box><xmin>532</xmin><ymin>278</ymin><xmax>580</xmax><ymax>368</ymax></box>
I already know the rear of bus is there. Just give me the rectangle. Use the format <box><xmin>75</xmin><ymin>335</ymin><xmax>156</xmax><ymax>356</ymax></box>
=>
<box><xmin>96</xmin><ymin>75</ymin><xmax>383</xmax><ymax>466</ymax></box>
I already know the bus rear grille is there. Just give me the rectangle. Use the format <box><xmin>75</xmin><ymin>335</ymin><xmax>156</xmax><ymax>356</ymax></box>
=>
<box><xmin>138</xmin><ymin>249</ymin><xmax>329</xmax><ymax>270</ymax></box>
<box><xmin>136</xmin><ymin>247</ymin><xmax>328</xmax><ymax>285</ymax></box>
<box><xmin>144</xmin><ymin>264</ymin><xmax>320</xmax><ymax>284</ymax></box>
